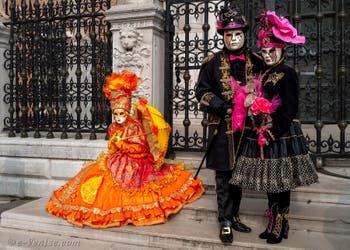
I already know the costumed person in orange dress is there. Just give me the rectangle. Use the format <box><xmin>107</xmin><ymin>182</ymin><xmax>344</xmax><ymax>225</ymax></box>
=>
<box><xmin>229</xmin><ymin>11</ymin><xmax>318</xmax><ymax>244</ymax></box>
<box><xmin>46</xmin><ymin>70</ymin><xmax>204</xmax><ymax>228</ymax></box>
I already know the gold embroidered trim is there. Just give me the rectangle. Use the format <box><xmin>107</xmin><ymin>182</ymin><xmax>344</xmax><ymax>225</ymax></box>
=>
<box><xmin>58</xmin><ymin>162</ymin><xmax>96</xmax><ymax>203</ymax></box>
<box><xmin>199</xmin><ymin>92</ymin><xmax>215</xmax><ymax>112</ymax></box>
<box><xmin>247</xmin><ymin>133</ymin><xmax>304</xmax><ymax>141</ymax></box>
<box><xmin>220</xmin><ymin>55</ymin><xmax>232</xmax><ymax>101</ymax></box>
<box><xmin>207</xmin><ymin>113</ymin><xmax>221</xmax><ymax>126</ymax></box>
<box><xmin>272</xmin><ymin>214</ymin><xmax>283</xmax><ymax>236</ymax></box>
<box><xmin>50</xmin><ymin>176</ymin><xmax>195</xmax><ymax>216</ymax></box>
<box><xmin>220</xmin><ymin>52</ymin><xmax>253</xmax><ymax>165</ymax></box>
<box><xmin>219</xmin><ymin>52</ymin><xmax>254</xmax><ymax>100</ymax></box>
<box><xmin>67</xmin><ymin>217</ymin><xmax>167</xmax><ymax>229</ymax></box>
<box><xmin>201</xmin><ymin>54</ymin><xmax>214</xmax><ymax>63</ymax></box>
<box><xmin>239</xmin><ymin>153</ymin><xmax>314</xmax><ymax>162</ymax></box>
<box><xmin>266</xmin><ymin>129</ymin><xmax>276</xmax><ymax>141</ymax></box>
<box><xmin>266</xmin><ymin>72</ymin><xmax>285</xmax><ymax>85</ymax></box>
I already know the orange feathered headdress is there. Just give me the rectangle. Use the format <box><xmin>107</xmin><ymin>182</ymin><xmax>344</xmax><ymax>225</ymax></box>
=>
<box><xmin>103</xmin><ymin>70</ymin><xmax>141</xmax><ymax>112</ymax></box>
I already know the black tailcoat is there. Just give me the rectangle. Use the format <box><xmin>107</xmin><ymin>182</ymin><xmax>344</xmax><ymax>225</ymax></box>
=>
<box><xmin>195</xmin><ymin>49</ymin><xmax>262</xmax><ymax>171</ymax></box>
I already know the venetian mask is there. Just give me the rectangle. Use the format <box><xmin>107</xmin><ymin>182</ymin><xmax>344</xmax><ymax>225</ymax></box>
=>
<box><xmin>223</xmin><ymin>29</ymin><xmax>245</xmax><ymax>51</ymax></box>
<box><xmin>113</xmin><ymin>108</ymin><xmax>128</xmax><ymax>124</ymax></box>
<box><xmin>261</xmin><ymin>47</ymin><xmax>283</xmax><ymax>66</ymax></box>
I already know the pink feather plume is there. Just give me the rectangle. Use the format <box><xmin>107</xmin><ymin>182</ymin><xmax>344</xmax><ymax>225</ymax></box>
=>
<box><xmin>231</xmin><ymin>78</ymin><xmax>247</xmax><ymax>132</ymax></box>
<box><xmin>270</xmin><ymin>96</ymin><xmax>281</xmax><ymax>113</ymax></box>
<box><xmin>253</xmin><ymin>77</ymin><xmax>263</xmax><ymax>97</ymax></box>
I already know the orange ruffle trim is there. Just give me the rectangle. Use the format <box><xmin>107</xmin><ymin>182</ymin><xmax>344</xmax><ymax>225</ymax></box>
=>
<box><xmin>46</xmin><ymin>158</ymin><xmax>204</xmax><ymax>228</ymax></box>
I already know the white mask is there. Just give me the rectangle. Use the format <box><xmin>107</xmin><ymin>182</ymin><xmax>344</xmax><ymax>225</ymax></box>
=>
<box><xmin>223</xmin><ymin>29</ymin><xmax>245</xmax><ymax>51</ymax></box>
<box><xmin>113</xmin><ymin>108</ymin><xmax>128</xmax><ymax>124</ymax></box>
<box><xmin>261</xmin><ymin>47</ymin><xmax>283</xmax><ymax>66</ymax></box>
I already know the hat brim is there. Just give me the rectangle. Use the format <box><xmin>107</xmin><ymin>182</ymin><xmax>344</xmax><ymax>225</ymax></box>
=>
<box><xmin>217</xmin><ymin>25</ymin><xmax>249</xmax><ymax>35</ymax></box>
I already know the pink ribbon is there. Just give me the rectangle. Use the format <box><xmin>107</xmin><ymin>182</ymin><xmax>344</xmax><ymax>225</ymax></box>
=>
<box><xmin>229</xmin><ymin>54</ymin><xmax>245</xmax><ymax>61</ymax></box>
<box><xmin>265</xmin><ymin>208</ymin><xmax>274</xmax><ymax>231</ymax></box>
<box><xmin>256</xmin><ymin>127</ymin><xmax>268</xmax><ymax>160</ymax></box>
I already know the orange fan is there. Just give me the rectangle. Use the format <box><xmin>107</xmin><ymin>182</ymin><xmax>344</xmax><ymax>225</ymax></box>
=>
<box><xmin>133</xmin><ymin>99</ymin><xmax>171</xmax><ymax>171</ymax></box>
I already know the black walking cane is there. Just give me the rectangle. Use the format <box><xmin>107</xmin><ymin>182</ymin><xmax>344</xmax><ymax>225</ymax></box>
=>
<box><xmin>194</xmin><ymin>127</ymin><xmax>219</xmax><ymax>180</ymax></box>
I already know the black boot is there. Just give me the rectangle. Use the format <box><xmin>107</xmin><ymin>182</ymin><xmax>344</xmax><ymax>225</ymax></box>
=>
<box><xmin>282</xmin><ymin>209</ymin><xmax>289</xmax><ymax>239</ymax></box>
<box><xmin>259</xmin><ymin>205</ymin><xmax>274</xmax><ymax>239</ymax></box>
<box><xmin>232</xmin><ymin>215</ymin><xmax>251</xmax><ymax>233</ymax></box>
<box><xmin>266</xmin><ymin>207</ymin><xmax>289</xmax><ymax>244</ymax></box>
<box><xmin>219</xmin><ymin>220</ymin><xmax>233</xmax><ymax>244</ymax></box>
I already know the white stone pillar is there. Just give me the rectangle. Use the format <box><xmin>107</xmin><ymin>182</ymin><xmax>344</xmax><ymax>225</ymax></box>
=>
<box><xmin>105</xmin><ymin>0</ymin><xmax>165</xmax><ymax>113</ymax></box>
<box><xmin>0</xmin><ymin>21</ymin><xmax>10</xmax><ymax>133</ymax></box>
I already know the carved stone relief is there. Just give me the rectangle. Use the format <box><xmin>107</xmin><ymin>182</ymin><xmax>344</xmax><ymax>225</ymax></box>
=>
<box><xmin>0</xmin><ymin>0</ymin><xmax>9</xmax><ymax>19</ymax></box>
<box><xmin>113</xmin><ymin>26</ymin><xmax>152</xmax><ymax>100</ymax></box>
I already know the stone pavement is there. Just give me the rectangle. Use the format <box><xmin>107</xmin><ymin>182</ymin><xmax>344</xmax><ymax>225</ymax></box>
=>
<box><xmin>0</xmin><ymin>196</ymin><xmax>32</xmax><ymax>215</ymax></box>
<box><xmin>1</xmin><ymin>170</ymin><xmax>350</xmax><ymax>250</ymax></box>
<box><xmin>1</xmin><ymin>195</ymin><xmax>349</xmax><ymax>250</ymax></box>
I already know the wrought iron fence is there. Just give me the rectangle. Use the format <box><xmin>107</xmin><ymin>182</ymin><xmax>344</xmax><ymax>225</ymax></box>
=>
<box><xmin>2</xmin><ymin>0</ymin><xmax>112</xmax><ymax>139</ymax></box>
<box><xmin>164</xmin><ymin>0</ymin><xmax>350</xmax><ymax>160</ymax></box>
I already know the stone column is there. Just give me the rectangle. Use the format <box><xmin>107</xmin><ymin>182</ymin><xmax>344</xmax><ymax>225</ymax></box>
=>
<box><xmin>105</xmin><ymin>0</ymin><xmax>165</xmax><ymax>113</ymax></box>
<box><xmin>0</xmin><ymin>20</ymin><xmax>10</xmax><ymax>133</ymax></box>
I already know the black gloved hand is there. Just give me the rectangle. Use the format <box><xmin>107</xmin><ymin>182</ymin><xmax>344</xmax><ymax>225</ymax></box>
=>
<box><xmin>252</xmin><ymin>113</ymin><xmax>263</xmax><ymax>127</ymax></box>
<box><xmin>220</xmin><ymin>102</ymin><xmax>233</xmax><ymax>119</ymax></box>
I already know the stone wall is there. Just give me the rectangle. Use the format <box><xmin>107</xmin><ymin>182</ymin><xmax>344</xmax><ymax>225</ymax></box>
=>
<box><xmin>0</xmin><ymin>135</ymin><xmax>106</xmax><ymax>197</ymax></box>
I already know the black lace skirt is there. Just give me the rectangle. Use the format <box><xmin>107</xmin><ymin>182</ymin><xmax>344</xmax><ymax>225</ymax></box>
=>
<box><xmin>229</xmin><ymin>121</ymin><xmax>319</xmax><ymax>193</ymax></box>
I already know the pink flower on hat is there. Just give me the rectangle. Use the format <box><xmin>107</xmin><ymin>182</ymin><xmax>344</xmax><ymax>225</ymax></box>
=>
<box><xmin>262</xmin><ymin>11</ymin><xmax>305</xmax><ymax>45</ymax></box>
<box><xmin>266</xmin><ymin>11</ymin><xmax>305</xmax><ymax>44</ymax></box>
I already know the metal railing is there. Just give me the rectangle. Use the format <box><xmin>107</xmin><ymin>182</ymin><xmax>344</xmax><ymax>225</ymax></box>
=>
<box><xmin>2</xmin><ymin>0</ymin><xmax>112</xmax><ymax>139</ymax></box>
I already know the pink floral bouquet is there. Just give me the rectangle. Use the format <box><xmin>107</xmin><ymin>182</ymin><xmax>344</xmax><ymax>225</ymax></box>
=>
<box><xmin>230</xmin><ymin>76</ymin><xmax>280</xmax><ymax>159</ymax></box>
<box><xmin>249</xmin><ymin>96</ymin><xmax>280</xmax><ymax>159</ymax></box>
<box><xmin>250</xmin><ymin>97</ymin><xmax>273</xmax><ymax>116</ymax></box>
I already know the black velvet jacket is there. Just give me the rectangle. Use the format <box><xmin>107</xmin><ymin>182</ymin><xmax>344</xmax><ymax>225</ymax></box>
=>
<box><xmin>195</xmin><ymin>49</ymin><xmax>263</xmax><ymax>171</ymax></box>
<box><xmin>261</xmin><ymin>60</ymin><xmax>299</xmax><ymax>139</ymax></box>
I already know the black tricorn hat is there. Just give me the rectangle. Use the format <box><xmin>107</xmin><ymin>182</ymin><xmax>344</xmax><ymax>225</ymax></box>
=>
<box><xmin>217</xmin><ymin>5</ymin><xmax>249</xmax><ymax>35</ymax></box>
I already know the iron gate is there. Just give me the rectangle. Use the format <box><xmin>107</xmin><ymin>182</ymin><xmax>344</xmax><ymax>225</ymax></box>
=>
<box><xmin>2</xmin><ymin>0</ymin><xmax>112</xmax><ymax>139</ymax></box>
<box><xmin>164</xmin><ymin>0</ymin><xmax>350</xmax><ymax>161</ymax></box>
<box><xmin>2</xmin><ymin>0</ymin><xmax>350</xmax><ymax>162</ymax></box>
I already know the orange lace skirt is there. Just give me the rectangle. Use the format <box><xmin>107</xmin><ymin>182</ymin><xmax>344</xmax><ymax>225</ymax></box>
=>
<box><xmin>46</xmin><ymin>154</ymin><xmax>204</xmax><ymax>228</ymax></box>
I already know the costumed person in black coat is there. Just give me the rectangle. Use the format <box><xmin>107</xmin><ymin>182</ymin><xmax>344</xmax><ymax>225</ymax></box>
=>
<box><xmin>229</xmin><ymin>11</ymin><xmax>319</xmax><ymax>244</ymax></box>
<box><xmin>195</xmin><ymin>4</ymin><xmax>263</xmax><ymax>244</ymax></box>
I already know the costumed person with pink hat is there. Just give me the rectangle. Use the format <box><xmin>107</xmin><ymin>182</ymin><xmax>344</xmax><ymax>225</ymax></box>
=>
<box><xmin>229</xmin><ymin>11</ymin><xmax>319</xmax><ymax>244</ymax></box>
<box><xmin>46</xmin><ymin>70</ymin><xmax>204</xmax><ymax>228</ymax></box>
<box><xmin>195</xmin><ymin>3</ymin><xmax>263</xmax><ymax>244</ymax></box>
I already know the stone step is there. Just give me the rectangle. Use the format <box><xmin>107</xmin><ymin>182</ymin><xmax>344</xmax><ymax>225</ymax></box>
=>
<box><xmin>183</xmin><ymin>193</ymin><xmax>350</xmax><ymax>235</ymax></box>
<box><xmin>2</xmin><ymin>135</ymin><xmax>350</xmax><ymax>201</ymax></box>
<box><xmin>2</xmin><ymin>154</ymin><xmax>350</xmax><ymax>205</ymax></box>
<box><xmin>0</xmin><ymin>133</ymin><xmax>106</xmax><ymax>161</ymax></box>
<box><xmin>184</xmin><ymin>168</ymin><xmax>350</xmax><ymax>206</ymax></box>
<box><xmin>324</xmin><ymin>158</ymin><xmax>350</xmax><ymax>168</ymax></box>
<box><xmin>1</xmin><ymin>198</ymin><xmax>349</xmax><ymax>250</ymax></box>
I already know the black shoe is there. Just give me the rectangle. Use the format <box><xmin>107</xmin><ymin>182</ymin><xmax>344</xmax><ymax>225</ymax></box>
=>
<box><xmin>266</xmin><ymin>207</ymin><xmax>289</xmax><ymax>244</ymax></box>
<box><xmin>232</xmin><ymin>216</ymin><xmax>252</xmax><ymax>233</ymax></box>
<box><xmin>259</xmin><ymin>229</ymin><xmax>272</xmax><ymax>239</ymax></box>
<box><xmin>219</xmin><ymin>220</ymin><xmax>233</xmax><ymax>244</ymax></box>
<box><xmin>266</xmin><ymin>214</ymin><xmax>289</xmax><ymax>244</ymax></box>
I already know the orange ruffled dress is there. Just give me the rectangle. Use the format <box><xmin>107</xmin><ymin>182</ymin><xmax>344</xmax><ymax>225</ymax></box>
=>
<box><xmin>46</xmin><ymin>117</ymin><xmax>204</xmax><ymax>228</ymax></box>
